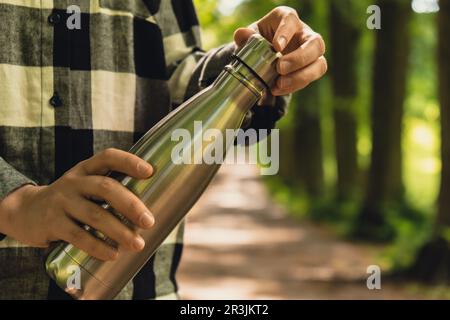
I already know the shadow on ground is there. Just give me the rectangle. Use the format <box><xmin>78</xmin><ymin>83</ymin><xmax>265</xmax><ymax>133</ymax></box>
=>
<box><xmin>178</xmin><ymin>164</ymin><xmax>435</xmax><ymax>299</ymax></box>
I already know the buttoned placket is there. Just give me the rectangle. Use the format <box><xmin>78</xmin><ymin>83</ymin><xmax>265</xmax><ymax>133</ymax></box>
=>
<box><xmin>48</xmin><ymin>8</ymin><xmax>65</xmax><ymax>109</ymax></box>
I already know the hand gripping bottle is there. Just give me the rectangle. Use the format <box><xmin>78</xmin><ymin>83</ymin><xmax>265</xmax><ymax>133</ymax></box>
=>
<box><xmin>45</xmin><ymin>34</ymin><xmax>280</xmax><ymax>299</ymax></box>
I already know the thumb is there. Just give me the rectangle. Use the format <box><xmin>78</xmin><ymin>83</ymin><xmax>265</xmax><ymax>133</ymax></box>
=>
<box><xmin>234</xmin><ymin>27</ymin><xmax>257</xmax><ymax>49</ymax></box>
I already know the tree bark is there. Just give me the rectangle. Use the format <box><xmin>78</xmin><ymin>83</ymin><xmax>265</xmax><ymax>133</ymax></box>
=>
<box><xmin>329</xmin><ymin>1</ymin><xmax>360</xmax><ymax>200</ymax></box>
<box><xmin>357</xmin><ymin>0</ymin><xmax>411</xmax><ymax>240</ymax></box>
<box><xmin>294</xmin><ymin>82</ymin><xmax>325</xmax><ymax>197</ymax></box>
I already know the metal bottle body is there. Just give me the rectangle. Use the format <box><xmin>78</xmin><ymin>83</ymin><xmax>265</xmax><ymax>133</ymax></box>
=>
<box><xmin>45</xmin><ymin>35</ymin><xmax>279</xmax><ymax>299</ymax></box>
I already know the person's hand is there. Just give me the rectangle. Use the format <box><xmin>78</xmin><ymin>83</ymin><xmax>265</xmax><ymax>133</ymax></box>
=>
<box><xmin>0</xmin><ymin>148</ymin><xmax>155</xmax><ymax>261</ymax></box>
<box><xmin>234</xmin><ymin>6</ymin><xmax>327</xmax><ymax>96</ymax></box>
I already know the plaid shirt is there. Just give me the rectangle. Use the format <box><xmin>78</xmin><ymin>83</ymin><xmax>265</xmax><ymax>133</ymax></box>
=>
<box><xmin>0</xmin><ymin>0</ymin><xmax>287</xmax><ymax>299</ymax></box>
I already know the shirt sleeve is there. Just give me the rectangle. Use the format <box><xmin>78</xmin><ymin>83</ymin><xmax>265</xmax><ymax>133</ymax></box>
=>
<box><xmin>0</xmin><ymin>158</ymin><xmax>36</xmax><ymax>240</ymax></box>
<box><xmin>167</xmin><ymin>43</ymin><xmax>290</xmax><ymax>136</ymax></box>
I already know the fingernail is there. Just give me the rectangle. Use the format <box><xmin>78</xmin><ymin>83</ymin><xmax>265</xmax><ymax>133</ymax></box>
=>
<box><xmin>137</xmin><ymin>162</ymin><xmax>152</xmax><ymax>176</ymax></box>
<box><xmin>140</xmin><ymin>211</ymin><xmax>155</xmax><ymax>228</ymax></box>
<box><xmin>280</xmin><ymin>61</ymin><xmax>292</xmax><ymax>74</ymax></box>
<box><xmin>133</xmin><ymin>236</ymin><xmax>145</xmax><ymax>250</ymax></box>
<box><xmin>280</xmin><ymin>77</ymin><xmax>292</xmax><ymax>89</ymax></box>
<box><xmin>277</xmin><ymin>36</ymin><xmax>287</xmax><ymax>51</ymax></box>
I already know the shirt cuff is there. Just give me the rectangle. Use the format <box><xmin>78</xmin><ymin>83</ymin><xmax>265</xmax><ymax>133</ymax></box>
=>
<box><xmin>184</xmin><ymin>42</ymin><xmax>290</xmax><ymax>143</ymax></box>
<box><xmin>0</xmin><ymin>159</ymin><xmax>36</xmax><ymax>201</ymax></box>
<box><xmin>184</xmin><ymin>43</ymin><xmax>236</xmax><ymax>100</ymax></box>
<box><xmin>0</xmin><ymin>159</ymin><xmax>37</xmax><ymax>241</ymax></box>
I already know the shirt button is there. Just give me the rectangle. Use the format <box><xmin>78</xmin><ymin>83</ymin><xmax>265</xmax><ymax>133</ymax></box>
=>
<box><xmin>48</xmin><ymin>11</ymin><xmax>61</xmax><ymax>25</ymax></box>
<box><xmin>49</xmin><ymin>93</ymin><xmax>63</xmax><ymax>108</ymax></box>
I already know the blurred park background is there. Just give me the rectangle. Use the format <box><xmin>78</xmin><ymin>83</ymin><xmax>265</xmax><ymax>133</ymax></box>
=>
<box><xmin>177</xmin><ymin>0</ymin><xmax>450</xmax><ymax>299</ymax></box>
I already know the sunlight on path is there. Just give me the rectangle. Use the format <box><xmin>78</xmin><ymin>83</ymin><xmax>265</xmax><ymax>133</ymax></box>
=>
<box><xmin>177</xmin><ymin>164</ymin><xmax>427</xmax><ymax>300</ymax></box>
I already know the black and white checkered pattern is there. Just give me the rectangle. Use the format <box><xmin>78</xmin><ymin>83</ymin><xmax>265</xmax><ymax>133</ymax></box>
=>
<box><xmin>0</xmin><ymin>0</ymin><xmax>288</xmax><ymax>299</ymax></box>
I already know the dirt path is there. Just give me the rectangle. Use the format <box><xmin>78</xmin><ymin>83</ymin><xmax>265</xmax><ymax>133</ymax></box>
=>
<box><xmin>177</xmin><ymin>164</ymin><xmax>432</xmax><ymax>299</ymax></box>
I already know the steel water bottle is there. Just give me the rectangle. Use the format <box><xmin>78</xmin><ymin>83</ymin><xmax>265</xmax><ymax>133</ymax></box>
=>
<box><xmin>45</xmin><ymin>34</ymin><xmax>281</xmax><ymax>299</ymax></box>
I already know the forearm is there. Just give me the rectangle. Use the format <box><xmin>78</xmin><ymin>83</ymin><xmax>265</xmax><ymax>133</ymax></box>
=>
<box><xmin>170</xmin><ymin>42</ymin><xmax>289</xmax><ymax>135</ymax></box>
<box><xmin>167</xmin><ymin>43</ymin><xmax>236</xmax><ymax>107</ymax></box>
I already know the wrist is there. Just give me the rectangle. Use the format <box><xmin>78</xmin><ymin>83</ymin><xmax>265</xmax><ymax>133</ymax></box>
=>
<box><xmin>0</xmin><ymin>184</ymin><xmax>40</xmax><ymax>237</ymax></box>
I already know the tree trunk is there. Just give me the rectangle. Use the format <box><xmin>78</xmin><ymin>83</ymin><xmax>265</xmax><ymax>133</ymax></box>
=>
<box><xmin>289</xmin><ymin>0</ymin><xmax>325</xmax><ymax>198</ymax></box>
<box><xmin>407</xmin><ymin>0</ymin><xmax>450</xmax><ymax>282</ymax></box>
<box><xmin>329</xmin><ymin>1</ymin><xmax>360</xmax><ymax>200</ymax></box>
<box><xmin>278</xmin><ymin>125</ymin><xmax>303</xmax><ymax>187</ymax></box>
<box><xmin>357</xmin><ymin>0</ymin><xmax>411</xmax><ymax>241</ymax></box>
<box><xmin>436</xmin><ymin>0</ymin><xmax>450</xmax><ymax>231</ymax></box>
<box><xmin>277</xmin><ymin>0</ymin><xmax>324</xmax><ymax>197</ymax></box>
<box><xmin>294</xmin><ymin>82</ymin><xmax>325</xmax><ymax>197</ymax></box>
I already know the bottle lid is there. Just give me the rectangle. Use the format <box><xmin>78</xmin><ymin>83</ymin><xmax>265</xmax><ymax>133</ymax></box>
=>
<box><xmin>234</xmin><ymin>34</ymin><xmax>282</xmax><ymax>88</ymax></box>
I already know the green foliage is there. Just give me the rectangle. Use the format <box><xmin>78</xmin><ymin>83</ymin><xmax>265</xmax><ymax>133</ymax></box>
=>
<box><xmin>194</xmin><ymin>0</ymin><xmax>442</xmax><ymax>275</ymax></box>
<box><xmin>332</xmin><ymin>0</ymin><xmax>373</xmax><ymax>29</ymax></box>
<box><xmin>381</xmin><ymin>213</ymin><xmax>433</xmax><ymax>271</ymax></box>
<box><xmin>194</xmin><ymin>0</ymin><xmax>279</xmax><ymax>49</ymax></box>
<box><xmin>403</xmin><ymin>12</ymin><xmax>440</xmax><ymax>211</ymax></box>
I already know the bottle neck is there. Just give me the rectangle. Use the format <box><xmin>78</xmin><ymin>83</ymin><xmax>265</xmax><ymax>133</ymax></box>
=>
<box><xmin>223</xmin><ymin>58</ymin><xmax>270</xmax><ymax>99</ymax></box>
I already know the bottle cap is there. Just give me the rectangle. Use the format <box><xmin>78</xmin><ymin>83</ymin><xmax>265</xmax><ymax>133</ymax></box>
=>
<box><xmin>234</xmin><ymin>33</ymin><xmax>282</xmax><ymax>88</ymax></box>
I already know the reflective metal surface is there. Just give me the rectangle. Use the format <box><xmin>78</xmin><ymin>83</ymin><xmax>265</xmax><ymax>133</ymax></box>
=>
<box><xmin>45</xmin><ymin>34</ymin><xmax>280</xmax><ymax>299</ymax></box>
